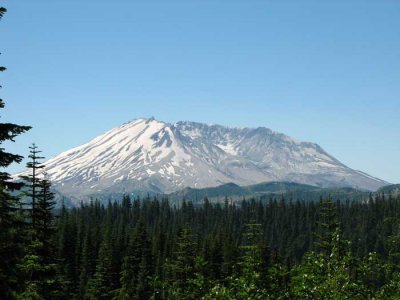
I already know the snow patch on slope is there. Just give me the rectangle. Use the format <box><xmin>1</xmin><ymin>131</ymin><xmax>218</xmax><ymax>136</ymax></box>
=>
<box><xmin>16</xmin><ymin>118</ymin><xmax>388</xmax><ymax>203</ymax></box>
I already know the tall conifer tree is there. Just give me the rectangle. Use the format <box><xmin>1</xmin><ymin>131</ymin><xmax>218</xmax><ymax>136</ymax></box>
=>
<box><xmin>18</xmin><ymin>146</ymin><xmax>60</xmax><ymax>299</ymax></box>
<box><xmin>117</xmin><ymin>220</ymin><xmax>153</xmax><ymax>300</ymax></box>
<box><xmin>19</xmin><ymin>143</ymin><xmax>44</xmax><ymax>229</ymax></box>
<box><xmin>0</xmin><ymin>6</ymin><xmax>31</xmax><ymax>298</ymax></box>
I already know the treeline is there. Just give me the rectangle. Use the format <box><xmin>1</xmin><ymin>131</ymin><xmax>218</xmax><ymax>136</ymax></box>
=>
<box><xmin>45</xmin><ymin>194</ymin><xmax>400</xmax><ymax>299</ymax></box>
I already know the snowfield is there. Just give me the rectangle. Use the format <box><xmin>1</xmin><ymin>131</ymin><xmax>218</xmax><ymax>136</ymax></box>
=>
<box><xmin>16</xmin><ymin>118</ymin><xmax>387</xmax><ymax>203</ymax></box>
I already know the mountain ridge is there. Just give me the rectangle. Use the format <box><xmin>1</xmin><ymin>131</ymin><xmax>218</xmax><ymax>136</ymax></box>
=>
<box><xmin>16</xmin><ymin>117</ymin><xmax>388</xmax><ymax>205</ymax></box>
<box><xmin>166</xmin><ymin>181</ymin><xmax>370</xmax><ymax>204</ymax></box>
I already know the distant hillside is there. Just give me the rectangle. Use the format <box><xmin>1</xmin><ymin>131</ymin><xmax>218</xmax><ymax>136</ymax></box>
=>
<box><xmin>377</xmin><ymin>184</ymin><xmax>400</xmax><ymax>197</ymax></box>
<box><xmin>167</xmin><ymin>181</ymin><xmax>371</xmax><ymax>203</ymax></box>
<box><xmin>52</xmin><ymin>181</ymin><xmax>398</xmax><ymax>206</ymax></box>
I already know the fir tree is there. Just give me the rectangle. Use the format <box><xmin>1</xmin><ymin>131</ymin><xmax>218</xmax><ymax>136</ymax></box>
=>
<box><xmin>78</xmin><ymin>226</ymin><xmax>96</xmax><ymax>298</ymax></box>
<box><xmin>117</xmin><ymin>220</ymin><xmax>153</xmax><ymax>300</ymax></box>
<box><xmin>85</xmin><ymin>236</ymin><xmax>115</xmax><ymax>300</ymax></box>
<box><xmin>18</xmin><ymin>148</ymin><xmax>60</xmax><ymax>299</ymax></box>
<box><xmin>164</xmin><ymin>226</ymin><xmax>199</xmax><ymax>299</ymax></box>
<box><xmin>19</xmin><ymin>143</ymin><xmax>44</xmax><ymax>229</ymax></box>
<box><xmin>314</xmin><ymin>198</ymin><xmax>339</xmax><ymax>255</ymax></box>
<box><xmin>0</xmin><ymin>6</ymin><xmax>31</xmax><ymax>298</ymax></box>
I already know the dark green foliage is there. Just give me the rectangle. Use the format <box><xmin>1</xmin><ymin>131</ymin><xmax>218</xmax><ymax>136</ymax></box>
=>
<box><xmin>314</xmin><ymin>198</ymin><xmax>339</xmax><ymax>255</ymax></box>
<box><xmin>19</xmin><ymin>143</ymin><xmax>45</xmax><ymax>228</ymax></box>
<box><xmin>0</xmin><ymin>7</ymin><xmax>31</xmax><ymax>298</ymax></box>
<box><xmin>3</xmin><ymin>180</ymin><xmax>400</xmax><ymax>298</ymax></box>
<box><xmin>85</xmin><ymin>237</ymin><xmax>115</xmax><ymax>300</ymax></box>
<box><xmin>0</xmin><ymin>7</ymin><xmax>6</xmax><ymax>20</ymax></box>
<box><xmin>169</xmin><ymin>181</ymin><xmax>369</xmax><ymax>203</ymax></box>
<box><xmin>36</xmin><ymin>179</ymin><xmax>56</xmax><ymax>246</ymax></box>
<box><xmin>24</xmin><ymin>193</ymin><xmax>400</xmax><ymax>299</ymax></box>
<box><xmin>17</xmin><ymin>146</ymin><xmax>60</xmax><ymax>299</ymax></box>
<box><xmin>117</xmin><ymin>220</ymin><xmax>153</xmax><ymax>300</ymax></box>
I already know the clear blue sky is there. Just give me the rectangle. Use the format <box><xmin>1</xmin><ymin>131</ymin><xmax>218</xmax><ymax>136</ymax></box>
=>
<box><xmin>1</xmin><ymin>1</ymin><xmax>399</xmax><ymax>183</ymax></box>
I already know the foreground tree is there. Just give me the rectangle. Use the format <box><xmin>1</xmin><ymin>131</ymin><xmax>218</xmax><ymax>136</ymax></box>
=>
<box><xmin>19</xmin><ymin>143</ymin><xmax>44</xmax><ymax>228</ymax></box>
<box><xmin>204</xmin><ymin>217</ymin><xmax>276</xmax><ymax>300</ymax></box>
<box><xmin>163</xmin><ymin>226</ymin><xmax>208</xmax><ymax>299</ymax></box>
<box><xmin>117</xmin><ymin>220</ymin><xmax>153</xmax><ymax>300</ymax></box>
<box><xmin>290</xmin><ymin>199</ymin><xmax>364</xmax><ymax>299</ymax></box>
<box><xmin>0</xmin><ymin>6</ymin><xmax>32</xmax><ymax>298</ymax></box>
<box><xmin>18</xmin><ymin>146</ymin><xmax>59</xmax><ymax>299</ymax></box>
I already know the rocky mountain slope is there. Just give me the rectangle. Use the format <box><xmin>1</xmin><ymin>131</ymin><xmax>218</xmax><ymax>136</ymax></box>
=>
<box><xmin>16</xmin><ymin>118</ymin><xmax>387</xmax><ymax>204</ymax></box>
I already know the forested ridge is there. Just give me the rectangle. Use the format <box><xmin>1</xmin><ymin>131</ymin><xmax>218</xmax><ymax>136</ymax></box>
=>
<box><xmin>4</xmin><ymin>182</ymin><xmax>400</xmax><ymax>299</ymax></box>
<box><xmin>50</xmin><ymin>194</ymin><xmax>400</xmax><ymax>299</ymax></box>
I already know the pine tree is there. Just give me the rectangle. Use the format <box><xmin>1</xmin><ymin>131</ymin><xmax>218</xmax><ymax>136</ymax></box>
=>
<box><xmin>18</xmin><ymin>148</ymin><xmax>60</xmax><ymax>299</ymax></box>
<box><xmin>236</xmin><ymin>214</ymin><xmax>269</xmax><ymax>298</ymax></box>
<box><xmin>117</xmin><ymin>220</ymin><xmax>153</xmax><ymax>300</ymax></box>
<box><xmin>315</xmin><ymin>198</ymin><xmax>339</xmax><ymax>255</ymax></box>
<box><xmin>36</xmin><ymin>178</ymin><xmax>59</xmax><ymax>298</ymax></box>
<box><xmin>85</xmin><ymin>236</ymin><xmax>115</xmax><ymax>300</ymax></box>
<box><xmin>19</xmin><ymin>143</ymin><xmax>44</xmax><ymax>229</ymax></box>
<box><xmin>163</xmin><ymin>226</ymin><xmax>198</xmax><ymax>299</ymax></box>
<box><xmin>290</xmin><ymin>199</ymin><xmax>364</xmax><ymax>299</ymax></box>
<box><xmin>56</xmin><ymin>201</ymin><xmax>78</xmax><ymax>298</ymax></box>
<box><xmin>36</xmin><ymin>179</ymin><xmax>56</xmax><ymax>248</ymax></box>
<box><xmin>0</xmin><ymin>7</ymin><xmax>32</xmax><ymax>298</ymax></box>
<box><xmin>78</xmin><ymin>226</ymin><xmax>96</xmax><ymax>298</ymax></box>
<box><xmin>170</xmin><ymin>227</ymin><xmax>196</xmax><ymax>285</ymax></box>
<box><xmin>240</xmin><ymin>219</ymin><xmax>263</xmax><ymax>275</ymax></box>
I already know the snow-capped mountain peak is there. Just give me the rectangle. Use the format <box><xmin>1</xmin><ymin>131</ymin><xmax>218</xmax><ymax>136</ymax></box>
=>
<box><xmin>17</xmin><ymin>117</ymin><xmax>387</xmax><ymax>203</ymax></box>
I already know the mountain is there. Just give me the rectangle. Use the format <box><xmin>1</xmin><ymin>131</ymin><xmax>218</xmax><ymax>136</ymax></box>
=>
<box><xmin>377</xmin><ymin>184</ymin><xmax>400</xmax><ymax>197</ymax></box>
<box><xmin>167</xmin><ymin>181</ymin><xmax>369</xmax><ymax>204</ymax></box>
<box><xmin>16</xmin><ymin>118</ymin><xmax>387</xmax><ymax>205</ymax></box>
